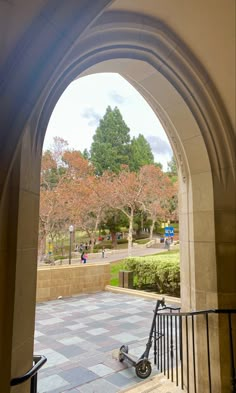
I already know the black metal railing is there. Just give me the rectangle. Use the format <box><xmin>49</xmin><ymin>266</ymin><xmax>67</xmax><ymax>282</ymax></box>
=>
<box><xmin>155</xmin><ymin>307</ymin><xmax>236</xmax><ymax>393</ymax></box>
<box><xmin>11</xmin><ymin>355</ymin><xmax>47</xmax><ymax>393</ymax></box>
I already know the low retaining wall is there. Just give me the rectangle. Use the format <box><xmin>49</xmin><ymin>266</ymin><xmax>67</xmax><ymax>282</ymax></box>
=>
<box><xmin>105</xmin><ymin>285</ymin><xmax>181</xmax><ymax>306</ymax></box>
<box><xmin>36</xmin><ymin>263</ymin><xmax>110</xmax><ymax>302</ymax></box>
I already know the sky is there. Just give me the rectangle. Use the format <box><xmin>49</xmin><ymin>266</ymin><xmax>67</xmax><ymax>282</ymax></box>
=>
<box><xmin>44</xmin><ymin>73</ymin><xmax>173</xmax><ymax>170</ymax></box>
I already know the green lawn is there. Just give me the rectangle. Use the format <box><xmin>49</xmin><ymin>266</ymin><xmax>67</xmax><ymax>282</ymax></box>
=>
<box><xmin>110</xmin><ymin>261</ymin><xmax>126</xmax><ymax>286</ymax></box>
<box><xmin>134</xmin><ymin>238</ymin><xmax>150</xmax><ymax>244</ymax></box>
<box><xmin>110</xmin><ymin>249</ymin><xmax>180</xmax><ymax>287</ymax></box>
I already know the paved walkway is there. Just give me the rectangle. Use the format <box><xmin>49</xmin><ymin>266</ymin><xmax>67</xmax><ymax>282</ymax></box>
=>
<box><xmin>78</xmin><ymin>245</ymin><xmax>167</xmax><ymax>264</ymax></box>
<box><xmin>39</xmin><ymin>244</ymin><xmax>171</xmax><ymax>267</ymax></box>
<box><xmin>35</xmin><ymin>291</ymin><xmax>171</xmax><ymax>393</ymax></box>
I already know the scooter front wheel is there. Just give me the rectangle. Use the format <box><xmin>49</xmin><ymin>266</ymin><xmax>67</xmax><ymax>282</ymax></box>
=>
<box><xmin>135</xmin><ymin>359</ymin><xmax>152</xmax><ymax>379</ymax></box>
<box><xmin>119</xmin><ymin>345</ymin><xmax>128</xmax><ymax>362</ymax></box>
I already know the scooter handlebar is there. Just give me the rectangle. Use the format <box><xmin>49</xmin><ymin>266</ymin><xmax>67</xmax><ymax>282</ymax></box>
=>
<box><xmin>157</xmin><ymin>297</ymin><xmax>165</xmax><ymax>308</ymax></box>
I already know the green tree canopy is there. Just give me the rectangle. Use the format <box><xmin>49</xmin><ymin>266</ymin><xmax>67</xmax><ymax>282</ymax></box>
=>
<box><xmin>167</xmin><ymin>155</ymin><xmax>177</xmax><ymax>175</ymax></box>
<box><xmin>167</xmin><ymin>155</ymin><xmax>178</xmax><ymax>183</ymax></box>
<box><xmin>154</xmin><ymin>162</ymin><xmax>163</xmax><ymax>170</ymax></box>
<box><xmin>90</xmin><ymin>106</ymin><xmax>131</xmax><ymax>174</ymax></box>
<box><xmin>129</xmin><ymin>134</ymin><xmax>154</xmax><ymax>171</ymax></box>
<box><xmin>82</xmin><ymin>148</ymin><xmax>90</xmax><ymax>160</ymax></box>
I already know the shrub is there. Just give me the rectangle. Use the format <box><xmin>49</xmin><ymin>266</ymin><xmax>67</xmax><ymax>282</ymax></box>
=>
<box><xmin>123</xmin><ymin>252</ymin><xmax>180</xmax><ymax>296</ymax></box>
<box><xmin>134</xmin><ymin>234</ymin><xmax>150</xmax><ymax>240</ymax></box>
<box><xmin>117</xmin><ymin>238</ymin><xmax>128</xmax><ymax>244</ymax></box>
<box><xmin>94</xmin><ymin>243</ymin><xmax>113</xmax><ymax>250</ymax></box>
<box><xmin>54</xmin><ymin>255</ymin><xmax>68</xmax><ymax>261</ymax></box>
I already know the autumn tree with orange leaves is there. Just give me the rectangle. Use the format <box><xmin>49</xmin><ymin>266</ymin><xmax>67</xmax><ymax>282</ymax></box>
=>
<box><xmin>104</xmin><ymin>165</ymin><xmax>175</xmax><ymax>253</ymax></box>
<box><xmin>139</xmin><ymin>165</ymin><xmax>175</xmax><ymax>239</ymax></box>
<box><xmin>39</xmin><ymin>139</ymin><xmax>69</xmax><ymax>258</ymax></box>
<box><xmin>39</xmin><ymin>136</ymin><xmax>178</xmax><ymax>260</ymax></box>
<box><xmin>56</xmin><ymin>151</ymin><xmax>109</xmax><ymax>252</ymax></box>
<box><xmin>104</xmin><ymin>166</ymin><xmax>148</xmax><ymax>254</ymax></box>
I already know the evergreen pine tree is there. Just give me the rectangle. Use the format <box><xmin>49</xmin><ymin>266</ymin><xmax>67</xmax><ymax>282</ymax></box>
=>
<box><xmin>129</xmin><ymin>134</ymin><xmax>154</xmax><ymax>171</ymax></box>
<box><xmin>90</xmin><ymin>106</ymin><xmax>131</xmax><ymax>174</ymax></box>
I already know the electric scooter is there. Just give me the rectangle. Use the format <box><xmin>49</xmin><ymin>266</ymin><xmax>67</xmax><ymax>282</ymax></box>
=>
<box><xmin>118</xmin><ymin>298</ymin><xmax>166</xmax><ymax>378</ymax></box>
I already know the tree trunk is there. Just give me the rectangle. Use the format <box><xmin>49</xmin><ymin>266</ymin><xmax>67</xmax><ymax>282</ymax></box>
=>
<box><xmin>90</xmin><ymin>216</ymin><xmax>100</xmax><ymax>253</ymax></box>
<box><xmin>60</xmin><ymin>238</ymin><xmax>65</xmax><ymax>256</ymax></box>
<box><xmin>85</xmin><ymin>229</ymin><xmax>93</xmax><ymax>253</ymax></box>
<box><xmin>150</xmin><ymin>221</ymin><xmax>155</xmax><ymax>240</ymax></box>
<box><xmin>141</xmin><ymin>211</ymin><xmax>144</xmax><ymax>233</ymax></box>
<box><xmin>38</xmin><ymin>234</ymin><xmax>46</xmax><ymax>261</ymax></box>
<box><xmin>128</xmin><ymin>209</ymin><xmax>134</xmax><ymax>256</ymax></box>
<box><xmin>111</xmin><ymin>231</ymin><xmax>117</xmax><ymax>248</ymax></box>
<box><xmin>90</xmin><ymin>234</ymin><xmax>95</xmax><ymax>253</ymax></box>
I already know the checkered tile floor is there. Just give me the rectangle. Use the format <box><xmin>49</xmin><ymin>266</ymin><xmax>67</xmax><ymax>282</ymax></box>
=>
<box><xmin>35</xmin><ymin>292</ymin><xmax>162</xmax><ymax>393</ymax></box>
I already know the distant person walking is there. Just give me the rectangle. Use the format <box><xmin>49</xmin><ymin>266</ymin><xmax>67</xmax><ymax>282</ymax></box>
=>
<box><xmin>165</xmin><ymin>238</ymin><xmax>171</xmax><ymax>251</ymax></box>
<box><xmin>81</xmin><ymin>251</ymin><xmax>88</xmax><ymax>263</ymax></box>
<box><xmin>81</xmin><ymin>251</ymin><xmax>84</xmax><ymax>263</ymax></box>
<box><xmin>102</xmin><ymin>247</ymin><xmax>105</xmax><ymax>258</ymax></box>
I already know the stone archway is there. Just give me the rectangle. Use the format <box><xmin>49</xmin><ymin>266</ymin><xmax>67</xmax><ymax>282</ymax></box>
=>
<box><xmin>36</xmin><ymin>9</ymin><xmax>234</xmax><ymax>312</ymax></box>
<box><xmin>0</xmin><ymin>5</ymin><xmax>234</xmax><ymax>393</ymax></box>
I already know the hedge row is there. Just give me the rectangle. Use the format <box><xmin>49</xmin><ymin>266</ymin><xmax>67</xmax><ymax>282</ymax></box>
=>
<box><xmin>123</xmin><ymin>253</ymin><xmax>180</xmax><ymax>296</ymax></box>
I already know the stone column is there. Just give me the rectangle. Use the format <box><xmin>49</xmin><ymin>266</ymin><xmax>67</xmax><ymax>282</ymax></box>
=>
<box><xmin>179</xmin><ymin>164</ymin><xmax>236</xmax><ymax>392</ymax></box>
<box><xmin>213</xmin><ymin>170</ymin><xmax>236</xmax><ymax>393</ymax></box>
<box><xmin>0</xmin><ymin>128</ymin><xmax>41</xmax><ymax>393</ymax></box>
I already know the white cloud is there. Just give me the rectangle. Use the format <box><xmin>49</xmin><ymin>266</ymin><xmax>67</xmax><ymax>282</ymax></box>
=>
<box><xmin>109</xmin><ymin>90</ymin><xmax>126</xmax><ymax>104</ymax></box>
<box><xmin>146</xmin><ymin>135</ymin><xmax>172</xmax><ymax>155</ymax></box>
<box><xmin>81</xmin><ymin>107</ymin><xmax>101</xmax><ymax>126</ymax></box>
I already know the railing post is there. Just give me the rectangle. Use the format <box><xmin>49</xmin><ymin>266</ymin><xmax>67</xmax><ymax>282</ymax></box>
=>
<box><xmin>154</xmin><ymin>308</ymin><xmax>235</xmax><ymax>392</ymax></box>
<box><xmin>30</xmin><ymin>373</ymin><xmax>37</xmax><ymax>393</ymax></box>
<box><xmin>228</xmin><ymin>313</ymin><xmax>236</xmax><ymax>392</ymax></box>
<box><xmin>170</xmin><ymin>312</ymin><xmax>174</xmax><ymax>382</ymax></box>
<box><xmin>191</xmin><ymin>315</ymin><xmax>197</xmax><ymax>393</ymax></box>
<box><xmin>205</xmin><ymin>313</ymin><xmax>212</xmax><ymax>393</ymax></box>
<box><xmin>11</xmin><ymin>355</ymin><xmax>47</xmax><ymax>390</ymax></box>
<box><xmin>175</xmin><ymin>315</ymin><xmax>179</xmax><ymax>386</ymax></box>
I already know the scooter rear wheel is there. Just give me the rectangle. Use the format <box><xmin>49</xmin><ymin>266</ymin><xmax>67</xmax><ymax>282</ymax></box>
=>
<box><xmin>135</xmin><ymin>359</ymin><xmax>152</xmax><ymax>379</ymax></box>
<box><xmin>119</xmin><ymin>345</ymin><xmax>128</xmax><ymax>362</ymax></box>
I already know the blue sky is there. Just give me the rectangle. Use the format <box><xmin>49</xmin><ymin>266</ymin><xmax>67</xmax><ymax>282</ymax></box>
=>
<box><xmin>44</xmin><ymin>73</ymin><xmax>172</xmax><ymax>170</ymax></box>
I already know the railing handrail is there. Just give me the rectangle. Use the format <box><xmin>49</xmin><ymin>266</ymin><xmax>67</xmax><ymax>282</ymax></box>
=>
<box><xmin>10</xmin><ymin>355</ymin><xmax>47</xmax><ymax>386</ymax></box>
<box><xmin>155</xmin><ymin>304</ymin><xmax>236</xmax><ymax>392</ymax></box>
<box><xmin>158</xmin><ymin>308</ymin><xmax>236</xmax><ymax>317</ymax></box>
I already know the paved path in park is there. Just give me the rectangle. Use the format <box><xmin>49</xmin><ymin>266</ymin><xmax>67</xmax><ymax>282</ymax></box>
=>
<box><xmin>49</xmin><ymin>245</ymin><xmax>169</xmax><ymax>267</ymax></box>
<box><xmin>35</xmin><ymin>291</ymin><xmax>173</xmax><ymax>393</ymax></box>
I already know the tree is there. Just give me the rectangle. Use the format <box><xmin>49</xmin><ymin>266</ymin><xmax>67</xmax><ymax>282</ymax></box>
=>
<box><xmin>41</xmin><ymin>150</ymin><xmax>58</xmax><ymax>189</ymax></box>
<box><xmin>129</xmin><ymin>134</ymin><xmax>154</xmax><ymax>171</ymax></box>
<box><xmin>82</xmin><ymin>148</ymin><xmax>90</xmax><ymax>160</ymax></box>
<box><xmin>168</xmin><ymin>180</ymin><xmax>179</xmax><ymax>221</ymax></box>
<box><xmin>154</xmin><ymin>162</ymin><xmax>163</xmax><ymax>170</ymax></box>
<box><xmin>39</xmin><ymin>147</ymin><xmax>68</xmax><ymax>258</ymax></box>
<box><xmin>41</xmin><ymin>137</ymin><xmax>69</xmax><ymax>190</ymax></box>
<box><xmin>90</xmin><ymin>106</ymin><xmax>131</xmax><ymax>174</ymax></box>
<box><xmin>167</xmin><ymin>155</ymin><xmax>178</xmax><ymax>182</ymax></box>
<box><xmin>100</xmin><ymin>210</ymin><xmax>128</xmax><ymax>247</ymax></box>
<box><xmin>105</xmin><ymin>166</ymin><xmax>148</xmax><ymax>254</ymax></box>
<box><xmin>39</xmin><ymin>180</ymin><xmax>67</xmax><ymax>259</ymax></box>
<box><xmin>62</xmin><ymin>150</ymin><xmax>94</xmax><ymax>179</ymax></box>
<box><xmin>166</xmin><ymin>156</ymin><xmax>178</xmax><ymax>217</ymax></box>
<box><xmin>50</xmin><ymin>136</ymin><xmax>69</xmax><ymax>166</ymax></box>
<box><xmin>139</xmin><ymin>165</ymin><xmax>176</xmax><ymax>240</ymax></box>
<box><xmin>57</xmin><ymin>156</ymin><xmax>108</xmax><ymax>252</ymax></box>
<box><xmin>39</xmin><ymin>145</ymin><xmax>93</xmax><ymax>258</ymax></box>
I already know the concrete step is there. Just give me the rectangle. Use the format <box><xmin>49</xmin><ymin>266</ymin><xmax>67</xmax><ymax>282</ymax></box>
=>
<box><xmin>120</xmin><ymin>373</ymin><xmax>183</xmax><ymax>393</ymax></box>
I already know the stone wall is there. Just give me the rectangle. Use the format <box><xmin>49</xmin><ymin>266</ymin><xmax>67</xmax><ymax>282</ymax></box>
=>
<box><xmin>36</xmin><ymin>263</ymin><xmax>110</xmax><ymax>302</ymax></box>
